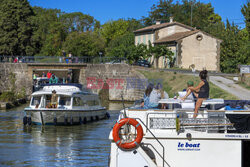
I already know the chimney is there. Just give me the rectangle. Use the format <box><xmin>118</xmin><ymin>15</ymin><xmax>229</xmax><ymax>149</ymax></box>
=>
<box><xmin>169</xmin><ymin>17</ymin><xmax>173</xmax><ymax>23</ymax></box>
<box><xmin>156</xmin><ymin>20</ymin><xmax>161</xmax><ymax>25</ymax></box>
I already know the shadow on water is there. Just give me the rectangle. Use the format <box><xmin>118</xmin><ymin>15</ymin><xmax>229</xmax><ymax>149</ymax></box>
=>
<box><xmin>0</xmin><ymin>102</ymin><xmax>132</xmax><ymax>167</ymax></box>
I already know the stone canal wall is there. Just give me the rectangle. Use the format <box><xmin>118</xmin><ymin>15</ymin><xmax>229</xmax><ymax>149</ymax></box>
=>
<box><xmin>84</xmin><ymin>64</ymin><xmax>145</xmax><ymax>101</ymax></box>
<box><xmin>0</xmin><ymin>63</ymin><xmax>32</xmax><ymax>96</ymax></box>
<box><xmin>0</xmin><ymin>63</ymin><xmax>145</xmax><ymax>101</ymax></box>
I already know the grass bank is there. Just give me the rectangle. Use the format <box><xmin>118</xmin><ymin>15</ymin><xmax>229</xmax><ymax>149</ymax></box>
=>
<box><xmin>139</xmin><ymin>70</ymin><xmax>239</xmax><ymax>100</ymax></box>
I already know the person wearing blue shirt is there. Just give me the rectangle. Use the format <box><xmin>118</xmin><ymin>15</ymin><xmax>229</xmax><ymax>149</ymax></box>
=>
<box><xmin>141</xmin><ymin>83</ymin><xmax>164</xmax><ymax>109</ymax></box>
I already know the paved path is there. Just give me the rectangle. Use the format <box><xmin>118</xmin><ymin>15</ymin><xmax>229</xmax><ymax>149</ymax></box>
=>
<box><xmin>209</xmin><ymin>76</ymin><xmax>250</xmax><ymax>100</ymax></box>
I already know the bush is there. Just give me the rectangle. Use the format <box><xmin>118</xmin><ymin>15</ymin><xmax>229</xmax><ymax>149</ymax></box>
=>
<box><xmin>0</xmin><ymin>91</ymin><xmax>16</xmax><ymax>102</ymax></box>
<box><xmin>16</xmin><ymin>88</ymin><xmax>26</xmax><ymax>99</ymax></box>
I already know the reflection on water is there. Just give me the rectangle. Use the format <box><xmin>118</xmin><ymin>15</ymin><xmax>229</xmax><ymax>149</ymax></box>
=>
<box><xmin>0</xmin><ymin>103</ymin><xmax>131</xmax><ymax>167</ymax></box>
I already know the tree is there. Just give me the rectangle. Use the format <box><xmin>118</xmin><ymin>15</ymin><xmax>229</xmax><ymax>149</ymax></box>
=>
<box><xmin>30</xmin><ymin>7</ymin><xmax>62</xmax><ymax>55</ymax></box>
<box><xmin>63</xmin><ymin>31</ymin><xmax>105</xmax><ymax>57</ymax></box>
<box><xmin>40</xmin><ymin>22</ymin><xmax>67</xmax><ymax>56</ymax></box>
<box><xmin>60</xmin><ymin>12</ymin><xmax>100</xmax><ymax>33</ymax></box>
<box><xmin>219</xmin><ymin>21</ymin><xmax>243</xmax><ymax>73</ymax></box>
<box><xmin>106</xmin><ymin>32</ymin><xmax>134</xmax><ymax>59</ymax></box>
<box><xmin>0</xmin><ymin>0</ymin><xmax>35</xmax><ymax>56</ymax></box>
<box><xmin>241</xmin><ymin>1</ymin><xmax>250</xmax><ymax>35</ymax></box>
<box><xmin>101</xmin><ymin>19</ymin><xmax>130</xmax><ymax>46</ymax></box>
<box><xmin>106</xmin><ymin>32</ymin><xmax>149</xmax><ymax>64</ymax></box>
<box><xmin>101</xmin><ymin>19</ymin><xmax>143</xmax><ymax>46</ymax></box>
<box><xmin>240</xmin><ymin>1</ymin><xmax>250</xmax><ymax>65</ymax></box>
<box><xmin>151</xmin><ymin>44</ymin><xmax>173</xmax><ymax>68</ymax></box>
<box><xmin>142</xmin><ymin>0</ymin><xmax>221</xmax><ymax>30</ymax></box>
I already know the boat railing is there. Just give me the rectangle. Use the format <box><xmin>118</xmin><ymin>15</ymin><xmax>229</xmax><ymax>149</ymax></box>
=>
<box><xmin>134</xmin><ymin>117</ymin><xmax>170</xmax><ymax>167</ymax></box>
<box><xmin>146</xmin><ymin>111</ymin><xmax>235</xmax><ymax>133</ymax></box>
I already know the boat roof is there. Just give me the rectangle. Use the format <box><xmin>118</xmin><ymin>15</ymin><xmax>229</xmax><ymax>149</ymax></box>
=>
<box><xmin>31</xmin><ymin>84</ymin><xmax>93</xmax><ymax>96</ymax></box>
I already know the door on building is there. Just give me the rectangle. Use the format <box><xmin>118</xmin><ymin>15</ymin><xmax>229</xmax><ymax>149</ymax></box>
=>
<box><xmin>193</xmin><ymin>57</ymin><xmax>205</xmax><ymax>70</ymax></box>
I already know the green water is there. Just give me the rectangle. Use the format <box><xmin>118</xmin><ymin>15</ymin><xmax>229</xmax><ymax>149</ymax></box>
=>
<box><xmin>0</xmin><ymin>103</ymin><xmax>131</xmax><ymax>167</ymax></box>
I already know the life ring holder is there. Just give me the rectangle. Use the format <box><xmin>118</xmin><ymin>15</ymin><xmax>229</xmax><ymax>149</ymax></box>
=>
<box><xmin>112</xmin><ymin>118</ymin><xmax>143</xmax><ymax>149</ymax></box>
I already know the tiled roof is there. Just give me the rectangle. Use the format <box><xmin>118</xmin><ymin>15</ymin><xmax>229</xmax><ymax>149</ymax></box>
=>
<box><xmin>154</xmin><ymin>30</ymin><xmax>200</xmax><ymax>44</ymax></box>
<box><xmin>134</xmin><ymin>22</ymin><xmax>195</xmax><ymax>33</ymax></box>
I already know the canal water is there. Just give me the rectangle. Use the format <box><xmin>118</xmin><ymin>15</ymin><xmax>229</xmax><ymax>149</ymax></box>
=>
<box><xmin>0</xmin><ymin>103</ymin><xmax>131</xmax><ymax>167</ymax></box>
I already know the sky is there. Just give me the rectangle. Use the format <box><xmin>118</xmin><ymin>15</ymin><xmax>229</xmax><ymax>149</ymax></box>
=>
<box><xmin>28</xmin><ymin>0</ymin><xmax>247</xmax><ymax>28</ymax></box>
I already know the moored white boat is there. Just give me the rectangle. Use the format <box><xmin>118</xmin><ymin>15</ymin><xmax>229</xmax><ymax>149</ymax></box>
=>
<box><xmin>109</xmin><ymin>99</ymin><xmax>250</xmax><ymax>167</ymax></box>
<box><xmin>24</xmin><ymin>84</ymin><xmax>108</xmax><ymax>125</ymax></box>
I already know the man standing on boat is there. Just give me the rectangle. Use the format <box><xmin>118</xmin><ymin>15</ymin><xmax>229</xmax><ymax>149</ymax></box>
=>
<box><xmin>51</xmin><ymin>90</ymin><xmax>58</xmax><ymax>108</ymax></box>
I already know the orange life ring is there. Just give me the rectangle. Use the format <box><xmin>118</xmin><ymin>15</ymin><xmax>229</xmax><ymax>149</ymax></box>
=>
<box><xmin>112</xmin><ymin>118</ymin><xmax>143</xmax><ymax>149</ymax></box>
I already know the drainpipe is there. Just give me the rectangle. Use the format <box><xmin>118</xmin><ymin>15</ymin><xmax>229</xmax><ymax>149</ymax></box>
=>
<box><xmin>176</xmin><ymin>42</ymin><xmax>178</xmax><ymax>67</ymax></box>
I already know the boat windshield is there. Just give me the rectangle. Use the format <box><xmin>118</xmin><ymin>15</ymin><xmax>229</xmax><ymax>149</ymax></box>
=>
<box><xmin>73</xmin><ymin>97</ymin><xmax>85</xmax><ymax>106</ymax></box>
<box><xmin>31</xmin><ymin>96</ymin><xmax>41</xmax><ymax>106</ymax></box>
<box><xmin>59</xmin><ymin>96</ymin><xmax>71</xmax><ymax>106</ymax></box>
<box><xmin>87</xmin><ymin>100</ymin><xmax>100</xmax><ymax>106</ymax></box>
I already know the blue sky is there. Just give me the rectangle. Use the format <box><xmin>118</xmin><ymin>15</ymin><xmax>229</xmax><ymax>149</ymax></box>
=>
<box><xmin>28</xmin><ymin>0</ymin><xmax>247</xmax><ymax>28</ymax></box>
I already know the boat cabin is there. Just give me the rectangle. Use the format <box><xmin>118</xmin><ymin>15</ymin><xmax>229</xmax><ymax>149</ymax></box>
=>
<box><xmin>29</xmin><ymin>85</ymin><xmax>101</xmax><ymax>110</ymax></box>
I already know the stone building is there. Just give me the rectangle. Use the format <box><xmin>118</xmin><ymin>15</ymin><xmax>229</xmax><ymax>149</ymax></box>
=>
<box><xmin>134</xmin><ymin>18</ymin><xmax>222</xmax><ymax>71</ymax></box>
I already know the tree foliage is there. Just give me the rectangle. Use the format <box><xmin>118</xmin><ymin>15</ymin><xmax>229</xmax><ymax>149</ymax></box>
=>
<box><xmin>142</xmin><ymin>0</ymin><xmax>221</xmax><ymax>30</ymax></box>
<box><xmin>151</xmin><ymin>44</ymin><xmax>174</xmax><ymax>68</ymax></box>
<box><xmin>101</xmin><ymin>19</ymin><xmax>142</xmax><ymax>46</ymax></box>
<box><xmin>31</xmin><ymin>7</ymin><xmax>101</xmax><ymax>56</ymax></box>
<box><xmin>0</xmin><ymin>0</ymin><xmax>35</xmax><ymax>56</ymax></box>
<box><xmin>63</xmin><ymin>31</ymin><xmax>105</xmax><ymax>57</ymax></box>
<box><xmin>0</xmin><ymin>0</ymin><xmax>248</xmax><ymax>73</ymax></box>
<box><xmin>60</xmin><ymin>12</ymin><xmax>100</xmax><ymax>33</ymax></box>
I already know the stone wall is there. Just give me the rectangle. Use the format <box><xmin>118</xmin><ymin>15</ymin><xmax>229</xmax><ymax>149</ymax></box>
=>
<box><xmin>180</xmin><ymin>32</ymin><xmax>220</xmax><ymax>71</ymax></box>
<box><xmin>0</xmin><ymin>63</ymin><xmax>145</xmax><ymax>101</ymax></box>
<box><xmin>0</xmin><ymin>63</ymin><xmax>32</xmax><ymax>96</ymax></box>
<box><xmin>84</xmin><ymin>64</ymin><xmax>145</xmax><ymax>101</ymax></box>
<box><xmin>158</xmin><ymin>25</ymin><xmax>190</xmax><ymax>38</ymax></box>
<box><xmin>241</xmin><ymin>73</ymin><xmax>250</xmax><ymax>86</ymax></box>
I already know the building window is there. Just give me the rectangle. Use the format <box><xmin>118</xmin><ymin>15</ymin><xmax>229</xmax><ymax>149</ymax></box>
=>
<box><xmin>196</xmin><ymin>34</ymin><xmax>203</xmax><ymax>41</ymax></box>
<box><xmin>143</xmin><ymin>35</ymin><xmax>146</xmax><ymax>44</ymax></box>
<box><xmin>148</xmin><ymin>34</ymin><xmax>152</xmax><ymax>44</ymax></box>
<box><xmin>137</xmin><ymin>36</ymin><xmax>141</xmax><ymax>44</ymax></box>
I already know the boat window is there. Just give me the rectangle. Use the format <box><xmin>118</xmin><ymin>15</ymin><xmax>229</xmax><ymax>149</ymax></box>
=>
<box><xmin>73</xmin><ymin>97</ymin><xmax>84</xmax><ymax>106</ymax></box>
<box><xmin>31</xmin><ymin>96</ymin><xmax>41</xmax><ymax>106</ymax></box>
<box><xmin>45</xmin><ymin>95</ymin><xmax>52</xmax><ymax>107</ymax></box>
<box><xmin>87</xmin><ymin>100</ymin><xmax>99</xmax><ymax>106</ymax></box>
<box><xmin>59</xmin><ymin>96</ymin><xmax>71</xmax><ymax>106</ymax></box>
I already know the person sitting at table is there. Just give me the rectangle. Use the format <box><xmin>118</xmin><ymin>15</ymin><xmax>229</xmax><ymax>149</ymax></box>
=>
<box><xmin>148</xmin><ymin>84</ymin><xmax>162</xmax><ymax>108</ymax></box>
<box><xmin>180</xmin><ymin>80</ymin><xmax>198</xmax><ymax>101</ymax></box>
<box><xmin>183</xmin><ymin>70</ymin><xmax>209</xmax><ymax>118</ymax></box>
<box><xmin>155</xmin><ymin>83</ymin><xmax>169</xmax><ymax>109</ymax></box>
<box><xmin>141</xmin><ymin>83</ymin><xmax>156</xmax><ymax>109</ymax></box>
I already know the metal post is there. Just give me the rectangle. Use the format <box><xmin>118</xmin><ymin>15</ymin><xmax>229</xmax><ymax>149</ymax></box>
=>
<box><xmin>191</xmin><ymin>0</ymin><xmax>193</xmax><ymax>27</ymax></box>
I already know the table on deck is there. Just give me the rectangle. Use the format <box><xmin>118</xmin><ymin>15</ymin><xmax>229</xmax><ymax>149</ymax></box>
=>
<box><xmin>202</xmin><ymin>99</ymin><xmax>224</xmax><ymax>110</ymax></box>
<box><xmin>159</xmin><ymin>98</ymin><xmax>193</xmax><ymax>109</ymax></box>
<box><xmin>159</xmin><ymin>98</ymin><xmax>224</xmax><ymax>110</ymax></box>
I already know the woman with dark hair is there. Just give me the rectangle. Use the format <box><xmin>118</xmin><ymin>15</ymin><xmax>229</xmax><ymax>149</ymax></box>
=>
<box><xmin>189</xmin><ymin>70</ymin><xmax>209</xmax><ymax>118</ymax></box>
<box><xmin>141</xmin><ymin>83</ymin><xmax>154</xmax><ymax>109</ymax></box>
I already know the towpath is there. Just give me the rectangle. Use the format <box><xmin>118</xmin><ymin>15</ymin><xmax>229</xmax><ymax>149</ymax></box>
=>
<box><xmin>134</xmin><ymin>67</ymin><xmax>250</xmax><ymax>100</ymax></box>
<box><xmin>209</xmin><ymin>76</ymin><xmax>250</xmax><ymax>100</ymax></box>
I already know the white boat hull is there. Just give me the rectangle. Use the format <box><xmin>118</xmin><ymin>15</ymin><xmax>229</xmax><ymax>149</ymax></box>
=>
<box><xmin>110</xmin><ymin>137</ymin><xmax>243</xmax><ymax>167</ymax></box>
<box><xmin>24</xmin><ymin>108</ymin><xmax>107</xmax><ymax>125</ymax></box>
<box><xmin>109</xmin><ymin>108</ymin><xmax>250</xmax><ymax>167</ymax></box>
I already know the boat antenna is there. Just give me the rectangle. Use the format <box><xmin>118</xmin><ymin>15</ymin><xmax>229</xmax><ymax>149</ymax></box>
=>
<box><xmin>121</xmin><ymin>93</ymin><xmax>127</xmax><ymax>118</ymax></box>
